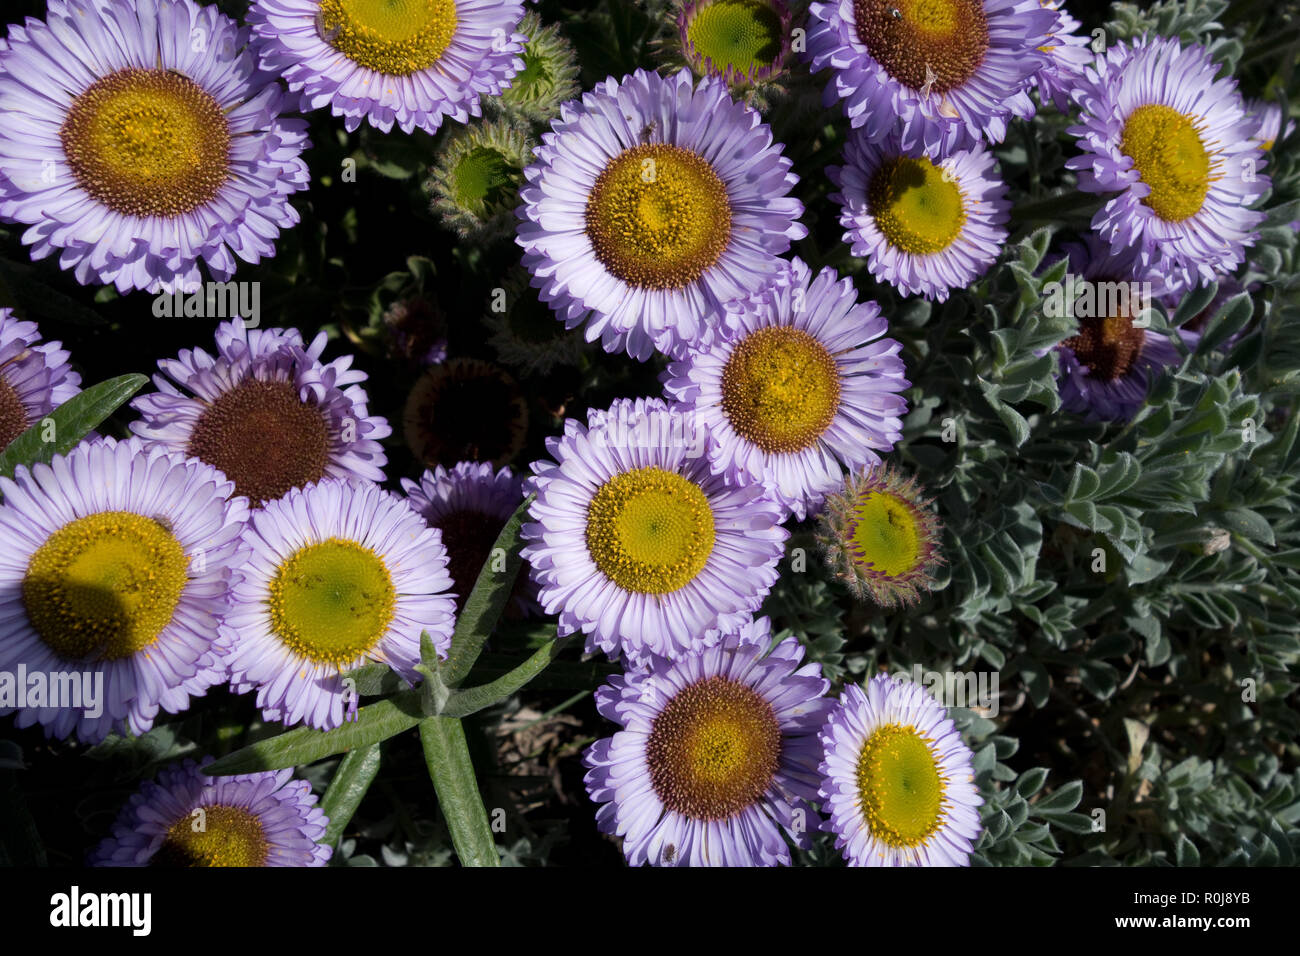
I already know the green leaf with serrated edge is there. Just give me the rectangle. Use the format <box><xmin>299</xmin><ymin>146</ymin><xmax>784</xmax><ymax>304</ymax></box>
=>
<box><xmin>320</xmin><ymin>743</ymin><xmax>382</xmax><ymax>849</ymax></box>
<box><xmin>202</xmin><ymin>693</ymin><xmax>423</xmax><ymax>774</ymax></box>
<box><xmin>0</xmin><ymin>373</ymin><xmax>148</xmax><ymax>480</ymax></box>
<box><xmin>440</xmin><ymin>495</ymin><xmax>532</xmax><ymax>687</ymax></box>
<box><xmin>418</xmin><ymin>717</ymin><xmax>499</xmax><ymax>866</ymax></box>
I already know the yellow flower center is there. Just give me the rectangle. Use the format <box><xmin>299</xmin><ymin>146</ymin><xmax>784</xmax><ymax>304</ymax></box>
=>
<box><xmin>585</xmin><ymin>143</ymin><xmax>733</xmax><ymax>289</ymax></box>
<box><xmin>850</xmin><ymin>490</ymin><xmax>922</xmax><ymax>577</ymax></box>
<box><xmin>1120</xmin><ymin>103</ymin><xmax>1213</xmax><ymax>223</ymax></box>
<box><xmin>59</xmin><ymin>68</ymin><xmax>231</xmax><ymax>218</ymax></box>
<box><xmin>853</xmin><ymin>0</ymin><xmax>989</xmax><ymax>94</ymax></box>
<box><xmin>868</xmin><ymin>155</ymin><xmax>967</xmax><ymax>255</ymax></box>
<box><xmin>268</xmin><ymin>538</ymin><xmax>397</xmax><ymax>667</ymax></box>
<box><xmin>720</xmin><ymin>326</ymin><xmax>841</xmax><ymax>454</ymax></box>
<box><xmin>647</xmin><ymin>675</ymin><xmax>782</xmax><ymax>820</ymax></box>
<box><xmin>585</xmin><ymin>466</ymin><xmax>716</xmax><ymax>594</ymax></box>
<box><xmin>856</xmin><ymin>722</ymin><xmax>947</xmax><ymax>847</ymax></box>
<box><xmin>152</xmin><ymin>805</ymin><xmax>269</xmax><ymax>867</ymax></box>
<box><xmin>318</xmin><ymin>0</ymin><xmax>459</xmax><ymax>75</ymax></box>
<box><xmin>22</xmin><ymin>511</ymin><xmax>189</xmax><ymax>661</ymax></box>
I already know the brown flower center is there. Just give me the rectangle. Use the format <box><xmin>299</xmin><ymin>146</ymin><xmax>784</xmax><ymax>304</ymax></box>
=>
<box><xmin>187</xmin><ymin>379</ymin><xmax>331</xmax><ymax>506</ymax></box>
<box><xmin>647</xmin><ymin>675</ymin><xmax>782</xmax><ymax>821</ymax></box>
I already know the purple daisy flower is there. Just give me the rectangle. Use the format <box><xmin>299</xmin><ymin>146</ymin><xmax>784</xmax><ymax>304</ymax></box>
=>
<box><xmin>0</xmin><ymin>309</ymin><xmax>81</xmax><ymax>454</ymax></box>
<box><xmin>0</xmin><ymin>437</ymin><xmax>249</xmax><ymax>744</ymax></box>
<box><xmin>831</xmin><ymin>127</ymin><xmax>1010</xmax><ymax>301</ymax></box>
<box><xmin>248</xmin><ymin>0</ymin><xmax>526</xmax><ymax>135</ymax></box>
<box><xmin>130</xmin><ymin>319</ymin><xmax>390</xmax><ymax>507</ymax></box>
<box><xmin>663</xmin><ymin>257</ymin><xmax>909</xmax><ymax>520</ymax></box>
<box><xmin>1065</xmin><ymin>36</ymin><xmax>1268</xmax><ymax>291</ymax></box>
<box><xmin>520</xmin><ymin>397</ymin><xmax>789</xmax><ymax>663</ymax></box>
<box><xmin>1034</xmin><ymin>0</ymin><xmax>1094</xmax><ymax>112</ymax></box>
<box><xmin>0</xmin><ymin>0</ymin><xmax>310</xmax><ymax>295</ymax></box>
<box><xmin>1244</xmin><ymin>98</ymin><xmax>1295</xmax><ymax>153</ymax></box>
<box><xmin>516</xmin><ymin>68</ymin><xmax>806</xmax><ymax>362</ymax></box>
<box><xmin>805</xmin><ymin>0</ymin><xmax>1057</xmax><ymax>156</ymax></box>
<box><xmin>223</xmin><ymin>479</ymin><xmax>456</xmax><ymax>732</ymax></box>
<box><xmin>584</xmin><ymin>619</ymin><xmax>834</xmax><ymax>866</ymax></box>
<box><xmin>1050</xmin><ymin>236</ymin><xmax>1190</xmax><ymax>422</ymax></box>
<box><xmin>819</xmin><ymin>673</ymin><xmax>982</xmax><ymax>866</ymax></box>
<box><xmin>401</xmin><ymin>460</ymin><xmax>537</xmax><ymax>615</ymax></box>
<box><xmin>92</xmin><ymin>759</ymin><xmax>330</xmax><ymax>866</ymax></box>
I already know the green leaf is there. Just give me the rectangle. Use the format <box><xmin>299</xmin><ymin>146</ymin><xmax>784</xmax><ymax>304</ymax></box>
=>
<box><xmin>439</xmin><ymin>635</ymin><xmax>573</xmax><ymax>719</ymax></box>
<box><xmin>0</xmin><ymin>373</ymin><xmax>148</xmax><ymax>480</ymax></box>
<box><xmin>441</xmin><ymin>496</ymin><xmax>533</xmax><ymax>687</ymax></box>
<box><xmin>320</xmin><ymin>743</ymin><xmax>382</xmax><ymax>849</ymax></box>
<box><xmin>1223</xmin><ymin>507</ymin><xmax>1275</xmax><ymax>545</ymax></box>
<box><xmin>1033</xmin><ymin>780</ymin><xmax>1084</xmax><ymax>814</ymax></box>
<box><xmin>202</xmin><ymin>694</ymin><xmax>423</xmax><ymax>774</ymax></box>
<box><xmin>418</xmin><ymin>717</ymin><xmax>499</xmax><ymax>867</ymax></box>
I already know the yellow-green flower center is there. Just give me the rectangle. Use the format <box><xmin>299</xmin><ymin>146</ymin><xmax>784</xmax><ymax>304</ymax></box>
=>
<box><xmin>647</xmin><ymin>675</ymin><xmax>781</xmax><ymax>821</ymax></box>
<box><xmin>1120</xmin><ymin>103</ymin><xmax>1213</xmax><ymax>223</ymax></box>
<box><xmin>585</xmin><ymin>466</ymin><xmax>716</xmax><ymax>594</ymax></box>
<box><xmin>268</xmin><ymin>537</ymin><xmax>397</xmax><ymax>667</ymax></box>
<box><xmin>0</xmin><ymin>374</ymin><xmax>30</xmax><ymax>452</ymax></box>
<box><xmin>720</xmin><ymin>326</ymin><xmax>841</xmax><ymax>454</ymax></box>
<box><xmin>850</xmin><ymin>489</ymin><xmax>922</xmax><ymax>577</ymax></box>
<box><xmin>22</xmin><ymin>511</ymin><xmax>189</xmax><ymax>662</ymax></box>
<box><xmin>59</xmin><ymin>67</ymin><xmax>231</xmax><ymax>218</ymax></box>
<box><xmin>318</xmin><ymin>0</ymin><xmax>459</xmax><ymax>75</ymax></box>
<box><xmin>856</xmin><ymin>722</ymin><xmax>947</xmax><ymax>848</ymax></box>
<box><xmin>686</xmin><ymin>0</ymin><xmax>784</xmax><ymax>76</ymax></box>
<box><xmin>869</xmin><ymin>155</ymin><xmax>967</xmax><ymax>255</ymax></box>
<box><xmin>585</xmin><ymin>143</ymin><xmax>733</xmax><ymax>290</ymax></box>
<box><xmin>853</xmin><ymin>0</ymin><xmax>989</xmax><ymax>94</ymax></box>
<box><xmin>152</xmin><ymin>805</ymin><xmax>269</xmax><ymax>867</ymax></box>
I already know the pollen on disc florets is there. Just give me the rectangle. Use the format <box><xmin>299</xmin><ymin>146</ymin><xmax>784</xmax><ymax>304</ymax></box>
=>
<box><xmin>720</xmin><ymin>325</ymin><xmax>842</xmax><ymax>454</ymax></box>
<box><xmin>855</xmin><ymin>722</ymin><xmax>950</xmax><ymax>848</ymax></box>
<box><xmin>1120</xmin><ymin>103</ymin><xmax>1216</xmax><ymax>223</ymax></box>
<box><xmin>59</xmin><ymin>67</ymin><xmax>232</xmax><ymax>219</ymax></box>
<box><xmin>1062</xmin><ymin>279</ymin><xmax>1147</xmax><ymax>381</ymax></box>
<box><xmin>317</xmin><ymin>0</ymin><xmax>460</xmax><ymax>76</ymax></box>
<box><xmin>853</xmin><ymin>0</ymin><xmax>990</xmax><ymax>94</ymax></box>
<box><xmin>816</xmin><ymin>463</ymin><xmax>945</xmax><ymax>607</ymax></box>
<box><xmin>868</xmin><ymin>155</ymin><xmax>968</xmax><ymax>256</ymax></box>
<box><xmin>585</xmin><ymin>466</ymin><xmax>717</xmax><ymax>595</ymax></box>
<box><xmin>646</xmin><ymin>675</ymin><xmax>782</xmax><ymax>820</ymax></box>
<box><xmin>186</xmin><ymin>378</ymin><xmax>332</xmax><ymax>507</ymax></box>
<box><xmin>151</xmin><ymin>805</ymin><xmax>270</xmax><ymax>867</ymax></box>
<box><xmin>0</xmin><ymin>375</ymin><xmax>30</xmax><ymax>452</ymax></box>
<box><xmin>585</xmin><ymin>143</ymin><xmax>733</xmax><ymax>290</ymax></box>
<box><xmin>22</xmin><ymin>511</ymin><xmax>190</xmax><ymax>662</ymax></box>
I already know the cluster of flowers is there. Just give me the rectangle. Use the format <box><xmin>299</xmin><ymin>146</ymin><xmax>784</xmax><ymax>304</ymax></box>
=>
<box><xmin>0</xmin><ymin>0</ymin><xmax>1283</xmax><ymax>867</ymax></box>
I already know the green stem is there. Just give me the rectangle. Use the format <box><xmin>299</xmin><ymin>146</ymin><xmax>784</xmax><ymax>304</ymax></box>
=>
<box><xmin>419</xmin><ymin>717</ymin><xmax>499</xmax><ymax>867</ymax></box>
<box><xmin>320</xmin><ymin>743</ymin><xmax>382</xmax><ymax>849</ymax></box>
